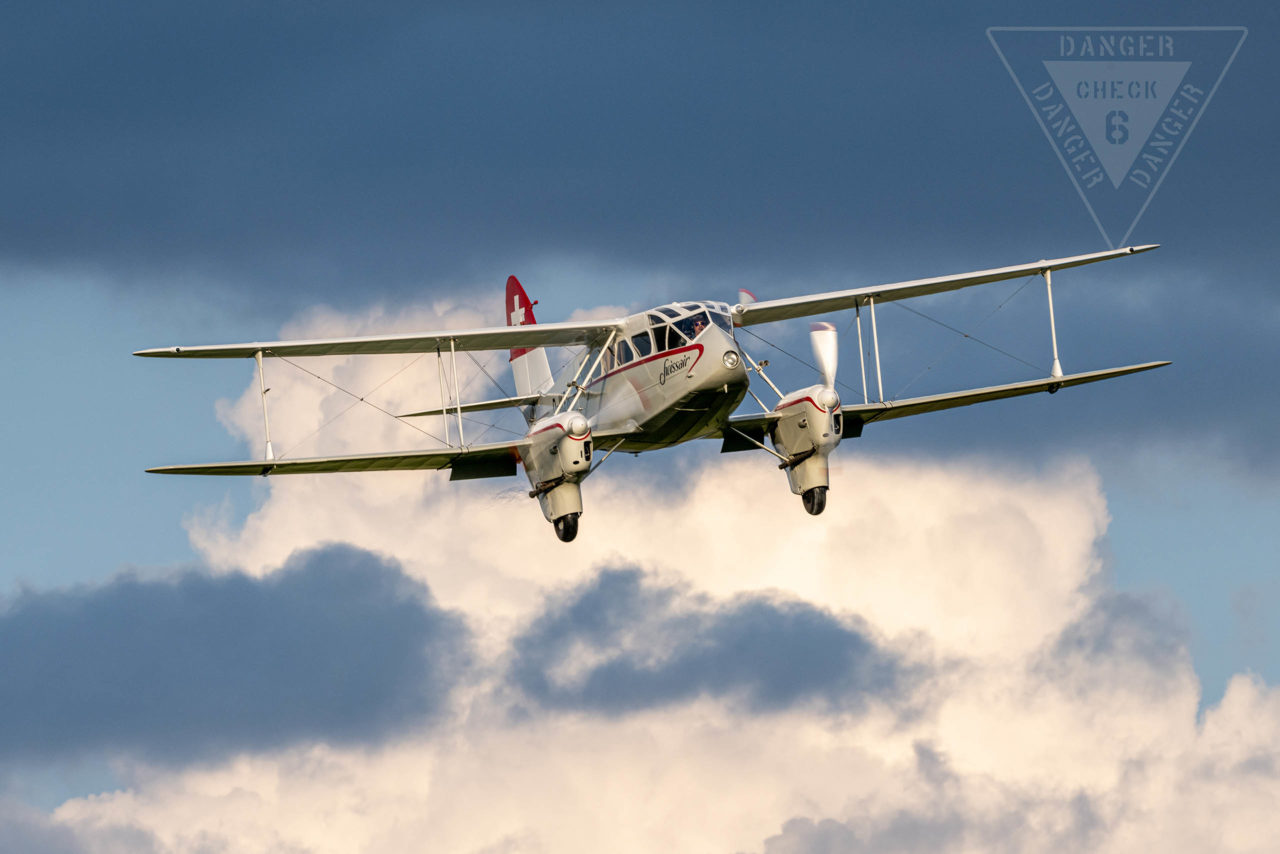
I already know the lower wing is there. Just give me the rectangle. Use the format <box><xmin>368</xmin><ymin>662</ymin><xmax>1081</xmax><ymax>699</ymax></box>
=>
<box><xmin>722</xmin><ymin>361</ymin><xmax>1169</xmax><ymax>440</ymax></box>
<box><xmin>147</xmin><ymin>440</ymin><xmax>525</xmax><ymax>480</ymax></box>
<box><xmin>845</xmin><ymin>361</ymin><xmax>1169</xmax><ymax>426</ymax></box>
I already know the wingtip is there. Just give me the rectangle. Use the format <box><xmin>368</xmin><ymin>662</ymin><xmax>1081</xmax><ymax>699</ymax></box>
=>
<box><xmin>1129</xmin><ymin>243</ymin><xmax>1161</xmax><ymax>254</ymax></box>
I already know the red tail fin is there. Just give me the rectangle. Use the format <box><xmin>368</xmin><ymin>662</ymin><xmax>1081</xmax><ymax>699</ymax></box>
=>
<box><xmin>506</xmin><ymin>275</ymin><xmax>538</xmax><ymax>361</ymax></box>
<box><xmin>505</xmin><ymin>276</ymin><xmax>553</xmax><ymax>399</ymax></box>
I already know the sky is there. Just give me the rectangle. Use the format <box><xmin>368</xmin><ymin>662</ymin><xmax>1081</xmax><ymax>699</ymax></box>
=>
<box><xmin>2</xmin><ymin>3</ymin><xmax>1279</xmax><ymax>852</ymax></box>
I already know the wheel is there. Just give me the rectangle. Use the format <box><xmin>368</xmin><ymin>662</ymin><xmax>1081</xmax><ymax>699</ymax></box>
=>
<box><xmin>553</xmin><ymin>512</ymin><xmax>580</xmax><ymax>542</ymax></box>
<box><xmin>802</xmin><ymin>486</ymin><xmax>827</xmax><ymax>516</ymax></box>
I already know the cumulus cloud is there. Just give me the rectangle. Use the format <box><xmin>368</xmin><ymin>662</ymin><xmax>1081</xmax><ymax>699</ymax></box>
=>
<box><xmin>0</xmin><ymin>544</ymin><xmax>471</xmax><ymax>765</ymax></box>
<box><xmin>0</xmin><ymin>797</ymin><xmax>159</xmax><ymax>854</ymax></box>
<box><xmin>0</xmin><ymin>799</ymin><xmax>90</xmax><ymax>854</ymax></box>
<box><xmin>27</xmin><ymin>298</ymin><xmax>1280</xmax><ymax>853</ymax></box>
<box><xmin>507</xmin><ymin>568</ymin><xmax>911</xmax><ymax>715</ymax></box>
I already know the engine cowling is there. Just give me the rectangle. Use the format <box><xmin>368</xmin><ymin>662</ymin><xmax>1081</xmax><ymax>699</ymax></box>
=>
<box><xmin>770</xmin><ymin>384</ymin><xmax>843</xmax><ymax>505</ymax></box>
<box><xmin>554</xmin><ymin>414</ymin><xmax>593</xmax><ymax>476</ymax></box>
<box><xmin>523</xmin><ymin>412</ymin><xmax>593</xmax><ymax>525</ymax></box>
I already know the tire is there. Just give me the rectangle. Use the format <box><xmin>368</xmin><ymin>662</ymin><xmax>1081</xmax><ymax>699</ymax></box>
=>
<box><xmin>802</xmin><ymin>486</ymin><xmax>827</xmax><ymax>516</ymax></box>
<box><xmin>554</xmin><ymin>512</ymin><xmax>580</xmax><ymax>542</ymax></box>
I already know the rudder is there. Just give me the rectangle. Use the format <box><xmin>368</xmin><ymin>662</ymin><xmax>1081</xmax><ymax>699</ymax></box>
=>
<box><xmin>506</xmin><ymin>275</ymin><xmax>554</xmax><ymax>398</ymax></box>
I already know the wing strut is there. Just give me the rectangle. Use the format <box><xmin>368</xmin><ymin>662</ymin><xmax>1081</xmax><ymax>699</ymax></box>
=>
<box><xmin>1044</xmin><ymin>268</ymin><xmax>1063</xmax><ymax>379</ymax></box>
<box><xmin>855</xmin><ymin>303</ymin><xmax>868</xmax><ymax>404</ymax></box>
<box><xmin>255</xmin><ymin>350</ymin><xmax>275</xmax><ymax>461</ymax></box>
<box><xmin>436</xmin><ymin>345</ymin><xmax>451</xmax><ymax>447</ymax></box>
<box><xmin>557</xmin><ymin>329</ymin><xmax>617</xmax><ymax>414</ymax></box>
<box><xmin>741</xmin><ymin>347</ymin><xmax>784</xmax><ymax>401</ymax></box>
<box><xmin>450</xmin><ymin>337</ymin><xmax>464</xmax><ymax>446</ymax></box>
<box><xmin>868</xmin><ymin>296</ymin><xmax>884</xmax><ymax>402</ymax></box>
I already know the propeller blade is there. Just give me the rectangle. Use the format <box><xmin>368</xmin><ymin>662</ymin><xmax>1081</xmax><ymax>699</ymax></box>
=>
<box><xmin>810</xmin><ymin>322</ymin><xmax>838</xmax><ymax>389</ymax></box>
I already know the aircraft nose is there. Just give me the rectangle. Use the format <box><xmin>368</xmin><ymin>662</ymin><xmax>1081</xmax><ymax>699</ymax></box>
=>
<box><xmin>692</xmin><ymin>324</ymin><xmax>748</xmax><ymax>388</ymax></box>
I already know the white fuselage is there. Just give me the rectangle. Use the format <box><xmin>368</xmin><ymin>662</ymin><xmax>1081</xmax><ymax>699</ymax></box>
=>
<box><xmin>532</xmin><ymin>301</ymin><xmax>751</xmax><ymax>452</ymax></box>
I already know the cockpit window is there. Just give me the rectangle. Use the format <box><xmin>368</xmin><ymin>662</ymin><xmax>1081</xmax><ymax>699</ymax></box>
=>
<box><xmin>657</xmin><ymin>306</ymin><xmax>681</xmax><ymax>319</ymax></box>
<box><xmin>709</xmin><ymin>311</ymin><xmax>733</xmax><ymax>334</ymax></box>
<box><xmin>616</xmin><ymin>338</ymin><xmax>634</xmax><ymax>366</ymax></box>
<box><xmin>673</xmin><ymin>311</ymin><xmax>711</xmax><ymax>341</ymax></box>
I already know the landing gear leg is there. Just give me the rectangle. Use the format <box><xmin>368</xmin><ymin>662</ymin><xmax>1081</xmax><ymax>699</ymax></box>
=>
<box><xmin>553</xmin><ymin>512</ymin><xmax>580</xmax><ymax>542</ymax></box>
<box><xmin>801</xmin><ymin>486</ymin><xmax>827</xmax><ymax>516</ymax></box>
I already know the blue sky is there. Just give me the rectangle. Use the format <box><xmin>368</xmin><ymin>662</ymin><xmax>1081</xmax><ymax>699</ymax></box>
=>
<box><xmin>2</xmin><ymin>3</ymin><xmax>1278</xmax><ymax>851</ymax></box>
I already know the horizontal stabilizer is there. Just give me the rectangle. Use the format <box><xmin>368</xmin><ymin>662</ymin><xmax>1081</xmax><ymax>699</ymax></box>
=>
<box><xmin>845</xmin><ymin>361</ymin><xmax>1170</xmax><ymax>425</ymax></box>
<box><xmin>146</xmin><ymin>440</ymin><xmax>524</xmax><ymax>477</ymax></box>
<box><xmin>401</xmin><ymin>393</ymin><xmax>544</xmax><ymax>418</ymax></box>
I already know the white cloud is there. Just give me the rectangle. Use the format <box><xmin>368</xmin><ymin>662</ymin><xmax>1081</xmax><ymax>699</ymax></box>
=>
<box><xmin>48</xmin><ymin>298</ymin><xmax>1280</xmax><ymax>853</ymax></box>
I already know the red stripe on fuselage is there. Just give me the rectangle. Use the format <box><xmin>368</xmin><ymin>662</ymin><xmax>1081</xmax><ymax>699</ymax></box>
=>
<box><xmin>586</xmin><ymin>343</ymin><xmax>704</xmax><ymax>388</ymax></box>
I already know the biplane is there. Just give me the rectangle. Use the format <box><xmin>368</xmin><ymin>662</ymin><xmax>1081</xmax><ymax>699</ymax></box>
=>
<box><xmin>136</xmin><ymin>245</ymin><xmax>1168</xmax><ymax>541</ymax></box>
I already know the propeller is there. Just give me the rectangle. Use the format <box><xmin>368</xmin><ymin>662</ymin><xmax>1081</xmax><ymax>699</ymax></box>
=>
<box><xmin>810</xmin><ymin>322</ymin><xmax>839</xmax><ymax>409</ymax></box>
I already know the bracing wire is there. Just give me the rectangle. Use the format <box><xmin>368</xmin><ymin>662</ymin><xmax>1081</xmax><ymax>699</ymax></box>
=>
<box><xmin>886</xmin><ymin>276</ymin><xmax>1042</xmax><ymax>398</ymax></box>
<box><xmin>737</xmin><ymin>275</ymin><xmax>1045</xmax><ymax>402</ymax></box>
<box><xmin>271</xmin><ymin>347</ymin><xmax>527</xmax><ymax>458</ymax></box>
<box><xmin>269</xmin><ymin>352</ymin><xmax>444</xmax><ymax>458</ymax></box>
<box><xmin>466</xmin><ymin>350</ymin><xmax>512</xmax><ymax>398</ymax></box>
<box><xmin>736</xmin><ymin>326</ymin><xmax>865</xmax><ymax>399</ymax></box>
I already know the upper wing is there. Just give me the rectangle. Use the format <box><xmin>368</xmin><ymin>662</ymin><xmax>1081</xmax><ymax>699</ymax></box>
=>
<box><xmin>734</xmin><ymin>245</ymin><xmax>1158</xmax><ymax>327</ymax></box>
<box><xmin>147</xmin><ymin>439</ymin><xmax>524</xmax><ymax>480</ymax></box>
<box><xmin>721</xmin><ymin>361</ymin><xmax>1169</xmax><ymax>438</ymax></box>
<box><xmin>134</xmin><ymin>318</ymin><xmax>623</xmax><ymax>359</ymax></box>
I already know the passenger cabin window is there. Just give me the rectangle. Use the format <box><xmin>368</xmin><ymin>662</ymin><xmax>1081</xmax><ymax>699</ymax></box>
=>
<box><xmin>652</xmin><ymin>322</ymin><xmax>686</xmax><ymax>352</ymax></box>
<box><xmin>631</xmin><ymin>331</ymin><xmax>652</xmax><ymax>358</ymax></box>
<box><xmin>652</xmin><ymin>324</ymin><xmax>669</xmax><ymax>352</ymax></box>
<box><xmin>616</xmin><ymin>339</ymin><xmax>634</xmax><ymax>366</ymax></box>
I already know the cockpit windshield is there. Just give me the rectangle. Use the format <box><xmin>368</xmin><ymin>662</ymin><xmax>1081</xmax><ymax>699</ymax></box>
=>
<box><xmin>646</xmin><ymin>302</ymin><xmax>734</xmax><ymax>352</ymax></box>
<box><xmin>683</xmin><ymin>302</ymin><xmax>734</xmax><ymax>337</ymax></box>
<box><xmin>673</xmin><ymin>311</ymin><xmax>711</xmax><ymax>341</ymax></box>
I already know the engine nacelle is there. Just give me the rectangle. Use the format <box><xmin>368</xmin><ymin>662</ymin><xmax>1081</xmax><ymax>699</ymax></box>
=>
<box><xmin>770</xmin><ymin>385</ymin><xmax>843</xmax><ymax>504</ymax></box>
<box><xmin>523</xmin><ymin>412</ymin><xmax>593</xmax><ymax>525</ymax></box>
